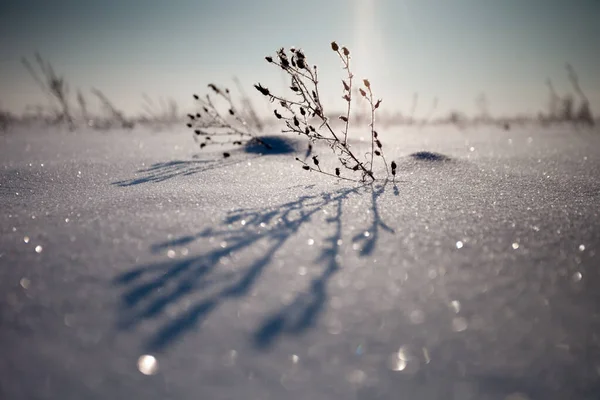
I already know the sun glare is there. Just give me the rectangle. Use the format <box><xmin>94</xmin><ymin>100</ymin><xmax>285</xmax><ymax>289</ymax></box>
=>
<box><xmin>353</xmin><ymin>0</ymin><xmax>385</xmax><ymax>86</ymax></box>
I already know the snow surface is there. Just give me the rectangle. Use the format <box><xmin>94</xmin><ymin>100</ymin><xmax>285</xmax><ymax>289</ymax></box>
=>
<box><xmin>1</xmin><ymin>124</ymin><xmax>600</xmax><ymax>399</ymax></box>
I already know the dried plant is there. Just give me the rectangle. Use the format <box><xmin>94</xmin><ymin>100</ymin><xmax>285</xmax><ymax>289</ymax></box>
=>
<box><xmin>254</xmin><ymin>42</ymin><xmax>391</xmax><ymax>182</ymax></box>
<box><xmin>186</xmin><ymin>83</ymin><xmax>271</xmax><ymax>156</ymax></box>
<box><xmin>91</xmin><ymin>88</ymin><xmax>134</xmax><ymax>129</ymax></box>
<box><xmin>566</xmin><ymin>63</ymin><xmax>594</xmax><ymax>126</ymax></box>
<box><xmin>21</xmin><ymin>53</ymin><xmax>74</xmax><ymax>130</ymax></box>
<box><xmin>141</xmin><ymin>94</ymin><xmax>180</xmax><ymax>125</ymax></box>
<box><xmin>77</xmin><ymin>89</ymin><xmax>91</xmax><ymax>124</ymax></box>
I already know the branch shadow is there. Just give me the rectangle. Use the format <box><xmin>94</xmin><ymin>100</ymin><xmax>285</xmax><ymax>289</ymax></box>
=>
<box><xmin>111</xmin><ymin>136</ymin><xmax>300</xmax><ymax>187</ymax></box>
<box><xmin>113</xmin><ymin>181</ymin><xmax>398</xmax><ymax>352</ymax></box>
<box><xmin>111</xmin><ymin>155</ymin><xmax>261</xmax><ymax>187</ymax></box>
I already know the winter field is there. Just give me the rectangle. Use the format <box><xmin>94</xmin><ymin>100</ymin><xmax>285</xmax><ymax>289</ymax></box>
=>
<box><xmin>1</xmin><ymin>124</ymin><xmax>599</xmax><ymax>399</ymax></box>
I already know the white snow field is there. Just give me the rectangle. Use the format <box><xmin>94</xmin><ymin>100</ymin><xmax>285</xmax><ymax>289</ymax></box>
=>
<box><xmin>1</xmin><ymin>124</ymin><xmax>599</xmax><ymax>399</ymax></box>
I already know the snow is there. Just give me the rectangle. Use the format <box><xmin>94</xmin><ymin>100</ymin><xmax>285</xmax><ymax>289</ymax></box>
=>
<box><xmin>1</xmin><ymin>124</ymin><xmax>600</xmax><ymax>399</ymax></box>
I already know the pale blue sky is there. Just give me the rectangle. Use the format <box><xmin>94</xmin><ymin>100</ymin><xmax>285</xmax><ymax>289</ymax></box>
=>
<box><xmin>1</xmin><ymin>0</ymin><xmax>599</xmax><ymax>117</ymax></box>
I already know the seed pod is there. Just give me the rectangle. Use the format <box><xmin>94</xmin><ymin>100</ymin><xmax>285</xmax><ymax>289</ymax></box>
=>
<box><xmin>223</xmin><ymin>152</ymin><xmax>230</xmax><ymax>158</ymax></box>
<box><xmin>293</xmin><ymin>116</ymin><xmax>300</xmax><ymax>127</ymax></box>
<box><xmin>374</xmin><ymin>99</ymin><xmax>382</xmax><ymax>109</ymax></box>
<box><xmin>343</xmin><ymin>94</ymin><xmax>350</xmax><ymax>102</ymax></box>
<box><xmin>193</xmin><ymin>94</ymin><xmax>199</xmax><ymax>100</ymax></box>
<box><xmin>187</xmin><ymin>113</ymin><xmax>195</xmax><ymax>120</ymax></box>
<box><xmin>186</xmin><ymin>123</ymin><xmax>192</xmax><ymax>128</ymax></box>
<box><xmin>312</xmin><ymin>156</ymin><xmax>319</xmax><ymax>166</ymax></box>
<box><xmin>391</xmin><ymin>161</ymin><xmax>397</xmax><ymax>175</ymax></box>
<box><xmin>296</xmin><ymin>58</ymin><xmax>306</xmax><ymax>69</ymax></box>
<box><xmin>254</xmin><ymin>83</ymin><xmax>270</xmax><ymax>96</ymax></box>
<box><xmin>339</xmin><ymin>116</ymin><xmax>348</xmax><ymax>122</ymax></box>
<box><xmin>274</xmin><ymin>110</ymin><xmax>283</xmax><ymax>119</ymax></box>
<box><xmin>265</xmin><ymin>56</ymin><xmax>273</xmax><ymax>63</ymax></box>
<box><xmin>302</xmin><ymin>165</ymin><xmax>310</xmax><ymax>171</ymax></box>
<box><xmin>342</xmin><ymin>80</ymin><xmax>350</xmax><ymax>91</ymax></box>
<box><xmin>363</xmin><ymin>79</ymin><xmax>370</xmax><ymax>88</ymax></box>
<box><xmin>352</xmin><ymin>165</ymin><xmax>359</xmax><ymax>171</ymax></box>
<box><xmin>300</xmin><ymin>107</ymin><xmax>306</xmax><ymax>116</ymax></box>
<box><xmin>196</xmin><ymin>113</ymin><xmax>201</xmax><ymax>118</ymax></box>
<box><xmin>375</xmin><ymin>150</ymin><xmax>381</xmax><ymax>156</ymax></box>
<box><xmin>331</xmin><ymin>41</ymin><xmax>339</xmax><ymax>51</ymax></box>
<box><xmin>290</xmin><ymin>86</ymin><xmax>299</xmax><ymax>92</ymax></box>
<box><xmin>194</xmin><ymin>129</ymin><xmax>201</xmax><ymax>135</ymax></box>
<box><xmin>200</xmin><ymin>143</ymin><xmax>206</xmax><ymax>148</ymax></box>
<box><xmin>359</xmin><ymin>88</ymin><xmax>366</xmax><ymax>97</ymax></box>
<box><xmin>376</xmin><ymin>139</ymin><xmax>382</xmax><ymax>148</ymax></box>
<box><xmin>342</xmin><ymin>47</ymin><xmax>350</xmax><ymax>56</ymax></box>
<box><xmin>335</xmin><ymin>167</ymin><xmax>340</xmax><ymax>176</ymax></box>
<box><xmin>229</xmin><ymin>109</ymin><xmax>235</xmax><ymax>115</ymax></box>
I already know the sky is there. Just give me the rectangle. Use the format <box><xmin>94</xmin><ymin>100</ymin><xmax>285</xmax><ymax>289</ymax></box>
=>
<box><xmin>1</xmin><ymin>0</ymin><xmax>599</xmax><ymax>118</ymax></box>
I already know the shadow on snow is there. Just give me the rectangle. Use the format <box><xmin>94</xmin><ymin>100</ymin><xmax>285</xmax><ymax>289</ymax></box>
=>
<box><xmin>113</xmin><ymin>180</ymin><xmax>398</xmax><ymax>352</ymax></box>
<box><xmin>111</xmin><ymin>136</ymin><xmax>299</xmax><ymax>187</ymax></box>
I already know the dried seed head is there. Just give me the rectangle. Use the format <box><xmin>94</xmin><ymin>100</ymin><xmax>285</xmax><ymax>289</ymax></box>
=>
<box><xmin>342</xmin><ymin>80</ymin><xmax>350</xmax><ymax>91</ymax></box>
<box><xmin>290</xmin><ymin>86</ymin><xmax>299</xmax><ymax>92</ymax></box>
<box><xmin>335</xmin><ymin>167</ymin><xmax>340</xmax><ymax>176</ymax></box>
<box><xmin>300</xmin><ymin>107</ymin><xmax>306</xmax><ymax>116</ymax></box>
<box><xmin>296</xmin><ymin>58</ymin><xmax>306</xmax><ymax>69</ymax></box>
<box><xmin>339</xmin><ymin>116</ymin><xmax>348</xmax><ymax>122</ymax></box>
<box><xmin>229</xmin><ymin>109</ymin><xmax>235</xmax><ymax>115</ymax></box>
<box><xmin>200</xmin><ymin>143</ymin><xmax>206</xmax><ymax>148</ymax></box>
<box><xmin>359</xmin><ymin>88</ymin><xmax>367</xmax><ymax>97</ymax></box>
<box><xmin>312</xmin><ymin>156</ymin><xmax>319</xmax><ymax>166</ymax></box>
<box><xmin>343</xmin><ymin>94</ymin><xmax>350</xmax><ymax>102</ymax></box>
<box><xmin>293</xmin><ymin>116</ymin><xmax>300</xmax><ymax>127</ymax></box>
<box><xmin>373</xmin><ymin>131</ymin><xmax>378</xmax><ymax>138</ymax></box>
<box><xmin>376</xmin><ymin>139</ymin><xmax>382</xmax><ymax>148</ymax></box>
<box><xmin>223</xmin><ymin>152</ymin><xmax>230</xmax><ymax>158</ymax></box>
<box><xmin>186</xmin><ymin>123</ymin><xmax>192</xmax><ymax>128</ymax></box>
<box><xmin>265</xmin><ymin>56</ymin><xmax>273</xmax><ymax>63</ymax></box>
<box><xmin>342</xmin><ymin>47</ymin><xmax>350</xmax><ymax>56</ymax></box>
<box><xmin>375</xmin><ymin>150</ymin><xmax>381</xmax><ymax>156</ymax></box>
<box><xmin>363</xmin><ymin>79</ymin><xmax>370</xmax><ymax>88</ymax></box>
<box><xmin>254</xmin><ymin>83</ymin><xmax>270</xmax><ymax>96</ymax></box>
<box><xmin>352</xmin><ymin>165</ymin><xmax>359</xmax><ymax>171</ymax></box>
<box><xmin>391</xmin><ymin>161</ymin><xmax>397</xmax><ymax>175</ymax></box>
<box><xmin>194</xmin><ymin>129</ymin><xmax>201</xmax><ymax>135</ymax></box>
<box><xmin>208</xmin><ymin>83</ymin><xmax>220</xmax><ymax>93</ymax></box>
<box><xmin>196</xmin><ymin>113</ymin><xmax>201</xmax><ymax>118</ymax></box>
<box><xmin>187</xmin><ymin>113</ymin><xmax>195</xmax><ymax>120</ymax></box>
<box><xmin>274</xmin><ymin>110</ymin><xmax>283</xmax><ymax>119</ymax></box>
<box><xmin>302</xmin><ymin>165</ymin><xmax>310</xmax><ymax>171</ymax></box>
<box><xmin>193</xmin><ymin>94</ymin><xmax>199</xmax><ymax>100</ymax></box>
<box><xmin>203</xmin><ymin>106</ymin><xmax>209</xmax><ymax>113</ymax></box>
<box><xmin>331</xmin><ymin>41</ymin><xmax>339</xmax><ymax>51</ymax></box>
<box><xmin>374</xmin><ymin>99</ymin><xmax>382</xmax><ymax>109</ymax></box>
